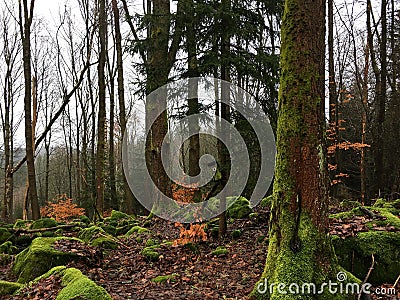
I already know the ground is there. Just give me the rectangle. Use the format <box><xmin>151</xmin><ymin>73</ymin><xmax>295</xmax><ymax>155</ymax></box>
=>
<box><xmin>0</xmin><ymin>202</ymin><xmax>399</xmax><ymax>299</ymax></box>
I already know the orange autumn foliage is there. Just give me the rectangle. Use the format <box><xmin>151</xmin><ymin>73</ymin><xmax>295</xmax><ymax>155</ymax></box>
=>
<box><xmin>173</xmin><ymin>222</ymin><xmax>207</xmax><ymax>246</ymax></box>
<box><xmin>40</xmin><ymin>194</ymin><xmax>85</xmax><ymax>222</ymax></box>
<box><xmin>172</xmin><ymin>179</ymin><xmax>199</xmax><ymax>204</ymax></box>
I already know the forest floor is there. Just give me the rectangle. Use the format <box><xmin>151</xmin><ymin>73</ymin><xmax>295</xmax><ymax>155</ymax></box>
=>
<box><xmin>1</xmin><ymin>204</ymin><xmax>399</xmax><ymax>300</ymax></box>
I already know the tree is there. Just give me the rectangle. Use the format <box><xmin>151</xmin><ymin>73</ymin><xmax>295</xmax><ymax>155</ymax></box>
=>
<box><xmin>95</xmin><ymin>0</ymin><xmax>107</xmax><ymax>215</ymax></box>
<box><xmin>250</xmin><ymin>0</ymin><xmax>349</xmax><ymax>298</ymax></box>
<box><xmin>19</xmin><ymin>0</ymin><xmax>40</xmax><ymax>220</ymax></box>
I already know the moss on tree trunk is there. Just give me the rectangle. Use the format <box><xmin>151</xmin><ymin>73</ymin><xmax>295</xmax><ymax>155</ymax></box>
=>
<box><xmin>250</xmin><ymin>0</ymin><xmax>358</xmax><ymax>299</ymax></box>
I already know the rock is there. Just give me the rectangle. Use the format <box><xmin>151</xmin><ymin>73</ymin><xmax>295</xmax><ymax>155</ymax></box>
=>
<box><xmin>30</xmin><ymin>218</ymin><xmax>58</xmax><ymax>229</ymax></box>
<box><xmin>151</xmin><ymin>273</ymin><xmax>179</xmax><ymax>284</ymax></box>
<box><xmin>211</xmin><ymin>246</ymin><xmax>229</xmax><ymax>256</ymax></box>
<box><xmin>125</xmin><ymin>226</ymin><xmax>151</xmax><ymax>236</ymax></box>
<box><xmin>34</xmin><ymin>266</ymin><xmax>112</xmax><ymax>300</ymax></box>
<box><xmin>227</xmin><ymin>196</ymin><xmax>252</xmax><ymax>219</ymax></box>
<box><xmin>332</xmin><ymin>231</ymin><xmax>400</xmax><ymax>284</ymax></box>
<box><xmin>0</xmin><ymin>241</ymin><xmax>17</xmax><ymax>254</ymax></box>
<box><xmin>78</xmin><ymin>226</ymin><xmax>117</xmax><ymax>249</ymax></box>
<box><xmin>141</xmin><ymin>245</ymin><xmax>160</xmax><ymax>262</ymax></box>
<box><xmin>0</xmin><ymin>280</ymin><xmax>24</xmax><ymax>296</ymax></box>
<box><xmin>0</xmin><ymin>227</ymin><xmax>12</xmax><ymax>244</ymax></box>
<box><xmin>232</xmin><ymin>229</ymin><xmax>241</xmax><ymax>239</ymax></box>
<box><xmin>12</xmin><ymin>237</ymin><xmax>83</xmax><ymax>283</ymax></box>
<box><xmin>13</xmin><ymin>219</ymin><xmax>30</xmax><ymax>229</ymax></box>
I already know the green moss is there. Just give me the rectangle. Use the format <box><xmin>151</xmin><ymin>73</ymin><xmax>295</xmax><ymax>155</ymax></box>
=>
<box><xmin>256</xmin><ymin>235</ymin><xmax>266</xmax><ymax>243</ymax></box>
<box><xmin>332</xmin><ymin>231</ymin><xmax>400</xmax><ymax>284</ymax></box>
<box><xmin>151</xmin><ymin>273</ymin><xmax>179</xmax><ymax>284</ymax></box>
<box><xmin>57</xmin><ymin>268</ymin><xmax>112</xmax><ymax>300</ymax></box>
<box><xmin>13</xmin><ymin>219</ymin><xmax>30</xmax><ymax>229</ymax></box>
<box><xmin>125</xmin><ymin>226</ymin><xmax>151</xmax><ymax>236</ymax></box>
<box><xmin>91</xmin><ymin>237</ymin><xmax>118</xmax><ymax>249</ymax></box>
<box><xmin>79</xmin><ymin>215</ymin><xmax>90</xmax><ymax>224</ymax></box>
<box><xmin>30</xmin><ymin>218</ymin><xmax>58</xmax><ymax>229</ymax></box>
<box><xmin>110</xmin><ymin>210</ymin><xmax>132</xmax><ymax>221</ymax></box>
<box><xmin>0</xmin><ymin>280</ymin><xmax>24</xmax><ymax>296</ymax></box>
<box><xmin>141</xmin><ymin>245</ymin><xmax>160</xmax><ymax>261</ymax></box>
<box><xmin>100</xmin><ymin>224</ymin><xmax>117</xmax><ymax>236</ymax></box>
<box><xmin>339</xmin><ymin>200</ymin><xmax>361</xmax><ymax>210</ymax></box>
<box><xmin>78</xmin><ymin>226</ymin><xmax>106</xmax><ymax>242</ymax></box>
<box><xmin>260</xmin><ymin>195</ymin><xmax>274</xmax><ymax>208</ymax></box>
<box><xmin>227</xmin><ymin>196</ymin><xmax>252</xmax><ymax>219</ymax></box>
<box><xmin>0</xmin><ymin>241</ymin><xmax>17</xmax><ymax>254</ymax></box>
<box><xmin>145</xmin><ymin>238</ymin><xmax>158</xmax><ymax>247</ymax></box>
<box><xmin>211</xmin><ymin>246</ymin><xmax>229</xmax><ymax>256</ymax></box>
<box><xmin>32</xmin><ymin>266</ymin><xmax>112</xmax><ymax>300</ymax></box>
<box><xmin>232</xmin><ymin>229</ymin><xmax>242</xmax><ymax>239</ymax></box>
<box><xmin>0</xmin><ymin>253</ymin><xmax>11</xmax><ymax>266</ymax></box>
<box><xmin>0</xmin><ymin>228</ymin><xmax>12</xmax><ymax>244</ymax></box>
<box><xmin>12</xmin><ymin>237</ymin><xmax>82</xmax><ymax>283</ymax></box>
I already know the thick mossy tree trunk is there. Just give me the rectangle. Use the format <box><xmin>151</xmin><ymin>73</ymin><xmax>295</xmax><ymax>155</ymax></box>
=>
<box><xmin>250</xmin><ymin>0</ymin><xmax>354</xmax><ymax>299</ymax></box>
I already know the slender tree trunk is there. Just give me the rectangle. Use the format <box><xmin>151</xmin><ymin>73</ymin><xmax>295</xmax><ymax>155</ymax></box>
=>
<box><xmin>361</xmin><ymin>42</ymin><xmax>369</xmax><ymax>205</ymax></box>
<box><xmin>218</xmin><ymin>0</ymin><xmax>231</xmax><ymax>238</ymax></box>
<box><xmin>19</xmin><ymin>0</ymin><xmax>40</xmax><ymax>220</ymax></box>
<box><xmin>111</xmin><ymin>0</ymin><xmax>142</xmax><ymax>214</ymax></box>
<box><xmin>95</xmin><ymin>0</ymin><xmax>107</xmax><ymax>215</ymax></box>
<box><xmin>328</xmin><ymin>0</ymin><xmax>338</xmax><ymax>195</ymax></box>
<box><xmin>108</xmin><ymin>68</ymin><xmax>118</xmax><ymax>210</ymax></box>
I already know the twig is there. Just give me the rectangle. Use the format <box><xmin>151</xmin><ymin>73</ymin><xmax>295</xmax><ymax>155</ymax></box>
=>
<box><xmin>358</xmin><ymin>254</ymin><xmax>375</xmax><ymax>300</ymax></box>
<box><xmin>11</xmin><ymin>224</ymin><xmax>79</xmax><ymax>234</ymax></box>
<box><xmin>393</xmin><ymin>274</ymin><xmax>400</xmax><ymax>289</ymax></box>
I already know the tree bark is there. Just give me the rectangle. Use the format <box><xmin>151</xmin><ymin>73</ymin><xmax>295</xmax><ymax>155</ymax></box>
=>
<box><xmin>19</xmin><ymin>0</ymin><xmax>40</xmax><ymax>220</ymax></box>
<box><xmin>250</xmin><ymin>0</ymin><xmax>346</xmax><ymax>298</ymax></box>
<box><xmin>95</xmin><ymin>0</ymin><xmax>107</xmax><ymax>215</ymax></box>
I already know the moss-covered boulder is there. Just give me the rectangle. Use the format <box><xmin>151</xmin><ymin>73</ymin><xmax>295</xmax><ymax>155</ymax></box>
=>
<box><xmin>78</xmin><ymin>226</ymin><xmax>117</xmax><ymax>249</ymax></box>
<box><xmin>332</xmin><ymin>231</ymin><xmax>400</xmax><ymax>284</ymax></box>
<box><xmin>12</xmin><ymin>237</ymin><xmax>82</xmax><ymax>283</ymax></box>
<box><xmin>30</xmin><ymin>218</ymin><xmax>58</xmax><ymax>229</ymax></box>
<box><xmin>227</xmin><ymin>196</ymin><xmax>252</xmax><ymax>219</ymax></box>
<box><xmin>0</xmin><ymin>241</ymin><xmax>17</xmax><ymax>254</ymax></box>
<box><xmin>125</xmin><ymin>225</ymin><xmax>151</xmax><ymax>236</ymax></box>
<box><xmin>0</xmin><ymin>227</ymin><xmax>12</xmax><ymax>244</ymax></box>
<box><xmin>141</xmin><ymin>245</ymin><xmax>160</xmax><ymax>262</ymax></box>
<box><xmin>0</xmin><ymin>280</ymin><xmax>24</xmax><ymax>296</ymax></box>
<box><xmin>33</xmin><ymin>266</ymin><xmax>112</xmax><ymax>300</ymax></box>
<box><xmin>373</xmin><ymin>198</ymin><xmax>400</xmax><ymax>214</ymax></box>
<box><xmin>13</xmin><ymin>219</ymin><xmax>31</xmax><ymax>229</ymax></box>
<box><xmin>211</xmin><ymin>246</ymin><xmax>229</xmax><ymax>256</ymax></box>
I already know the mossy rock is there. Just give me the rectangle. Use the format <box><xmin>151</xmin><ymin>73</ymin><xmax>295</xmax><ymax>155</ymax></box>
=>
<box><xmin>260</xmin><ymin>195</ymin><xmax>273</xmax><ymax>208</ymax></box>
<box><xmin>13</xmin><ymin>219</ymin><xmax>31</xmax><ymax>229</ymax></box>
<box><xmin>226</xmin><ymin>196</ymin><xmax>252</xmax><ymax>219</ymax></box>
<box><xmin>332</xmin><ymin>231</ymin><xmax>400</xmax><ymax>284</ymax></box>
<box><xmin>110</xmin><ymin>210</ymin><xmax>132</xmax><ymax>221</ymax></box>
<box><xmin>211</xmin><ymin>246</ymin><xmax>229</xmax><ymax>256</ymax></box>
<box><xmin>78</xmin><ymin>226</ymin><xmax>106</xmax><ymax>243</ymax></box>
<box><xmin>91</xmin><ymin>237</ymin><xmax>118</xmax><ymax>250</ymax></box>
<box><xmin>12</xmin><ymin>237</ymin><xmax>82</xmax><ymax>283</ymax></box>
<box><xmin>141</xmin><ymin>245</ymin><xmax>160</xmax><ymax>262</ymax></box>
<box><xmin>13</xmin><ymin>235</ymin><xmax>33</xmax><ymax>248</ymax></box>
<box><xmin>232</xmin><ymin>229</ymin><xmax>241</xmax><ymax>239</ymax></box>
<box><xmin>373</xmin><ymin>199</ymin><xmax>400</xmax><ymax>214</ymax></box>
<box><xmin>339</xmin><ymin>199</ymin><xmax>361</xmax><ymax>209</ymax></box>
<box><xmin>30</xmin><ymin>218</ymin><xmax>58</xmax><ymax>229</ymax></box>
<box><xmin>0</xmin><ymin>241</ymin><xmax>17</xmax><ymax>254</ymax></box>
<box><xmin>100</xmin><ymin>224</ymin><xmax>117</xmax><ymax>236</ymax></box>
<box><xmin>125</xmin><ymin>226</ymin><xmax>151</xmax><ymax>236</ymax></box>
<box><xmin>0</xmin><ymin>227</ymin><xmax>12</xmax><ymax>244</ymax></box>
<box><xmin>33</xmin><ymin>266</ymin><xmax>112</xmax><ymax>300</ymax></box>
<box><xmin>151</xmin><ymin>273</ymin><xmax>179</xmax><ymax>284</ymax></box>
<box><xmin>0</xmin><ymin>280</ymin><xmax>24</xmax><ymax>296</ymax></box>
<box><xmin>0</xmin><ymin>253</ymin><xmax>11</xmax><ymax>266</ymax></box>
<box><xmin>145</xmin><ymin>238</ymin><xmax>158</xmax><ymax>247</ymax></box>
<box><xmin>79</xmin><ymin>215</ymin><xmax>90</xmax><ymax>224</ymax></box>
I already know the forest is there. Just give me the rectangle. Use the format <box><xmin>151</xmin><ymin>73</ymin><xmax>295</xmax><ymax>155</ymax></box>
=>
<box><xmin>0</xmin><ymin>0</ymin><xmax>399</xmax><ymax>299</ymax></box>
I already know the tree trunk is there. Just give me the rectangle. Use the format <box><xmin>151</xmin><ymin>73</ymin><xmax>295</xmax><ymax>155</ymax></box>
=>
<box><xmin>95</xmin><ymin>0</ymin><xmax>107</xmax><ymax>215</ymax></box>
<box><xmin>112</xmin><ymin>0</ymin><xmax>144</xmax><ymax>215</ymax></box>
<box><xmin>19</xmin><ymin>0</ymin><xmax>40</xmax><ymax>220</ymax></box>
<box><xmin>145</xmin><ymin>0</ymin><xmax>173</xmax><ymax>208</ymax></box>
<box><xmin>250</xmin><ymin>0</ymin><xmax>348</xmax><ymax>298</ymax></box>
<box><xmin>361</xmin><ymin>42</ymin><xmax>369</xmax><ymax>205</ymax></box>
